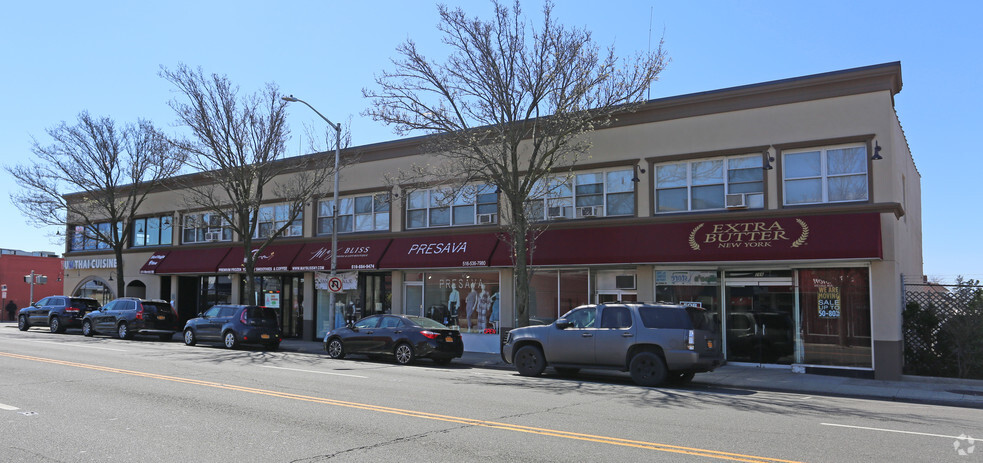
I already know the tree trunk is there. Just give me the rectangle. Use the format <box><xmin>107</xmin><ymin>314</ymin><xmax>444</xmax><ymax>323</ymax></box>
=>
<box><xmin>113</xmin><ymin>246</ymin><xmax>126</xmax><ymax>298</ymax></box>
<box><xmin>510</xmin><ymin>216</ymin><xmax>531</xmax><ymax>327</ymax></box>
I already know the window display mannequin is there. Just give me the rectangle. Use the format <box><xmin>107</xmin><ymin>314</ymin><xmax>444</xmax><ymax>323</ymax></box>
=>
<box><xmin>447</xmin><ymin>282</ymin><xmax>460</xmax><ymax>327</ymax></box>
<box><xmin>463</xmin><ymin>282</ymin><xmax>478</xmax><ymax>330</ymax></box>
<box><xmin>476</xmin><ymin>283</ymin><xmax>492</xmax><ymax>331</ymax></box>
<box><xmin>490</xmin><ymin>290</ymin><xmax>500</xmax><ymax>331</ymax></box>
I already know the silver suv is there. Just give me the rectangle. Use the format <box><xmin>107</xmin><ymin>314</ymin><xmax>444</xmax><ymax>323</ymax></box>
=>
<box><xmin>502</xmin><ymin>303</ymin><xmax>723</xmax><ymax>386</ymax></box>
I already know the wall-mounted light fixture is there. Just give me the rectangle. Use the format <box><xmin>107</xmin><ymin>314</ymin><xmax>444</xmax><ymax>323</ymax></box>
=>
<box><xmin>872</xmin><ymin>141</ymin><xmax>883</xmax><ymax>160</ymax></box>
<box><xmin>763</xmin><ymin>148</ymin><xmax>775</xmax><ymax>170</ymax></box>
<box><xmin>631</xmin><ymin>164</ymin><xmax>647</xmax><ymax>183</ymax></box>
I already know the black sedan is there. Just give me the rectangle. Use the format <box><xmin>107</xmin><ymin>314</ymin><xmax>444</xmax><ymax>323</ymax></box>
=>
<box><xmin>323</xmin><ymin>315</ymin><xmax>464</xmax><ymax>365</ymax></box>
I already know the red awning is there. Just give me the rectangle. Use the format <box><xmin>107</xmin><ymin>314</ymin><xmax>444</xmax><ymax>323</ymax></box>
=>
<box><xmin>218</xmin><ymin>243</ymin><xmax>306</xmax><ymax>273</ymax></box>
<box><xmin>153</xmin><ymin>247</ymin><xmax>233</xmax><ymax>274</ymax></box>
<box><xmin>378</xmin><ymin>233</ymin><xmax>500</xmax><ymax>269</ymax></box>
<box><xmin>490</xmin><ymin>213</ymin><xmax>882</xmax><ymax>266</ymax></box>
<box><xmin>139</xmin><ymin>251</ymin><xmax>171</xmax><ymax>274</ymax></box>
<box><xmin>290</xmin><ymin>239</ymin><xmax>392</xmax><ymax>271</ymax></box>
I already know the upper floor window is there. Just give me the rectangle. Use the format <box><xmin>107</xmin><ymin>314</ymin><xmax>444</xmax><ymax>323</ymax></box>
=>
<box><xmin>68</xmin><ymin>221</ymin><xmax>119</xmax><ymax>251</ymax></box>
<box><xmin>182</xmin><ymin>212</ymin><xmax>232</xmax><ymax>244</ymax></box>
<box><xmin>655</xmin><ymin>155</ymin><xmax>763</xmax><ymax>213</ymax></box>
<box><xmin>526</xmin><ymin>168</ymin><xmax>635</xmax><ymax>221</ymax></box>
<box><xmin>406</xmin><ymin>186</ymin><xmax>497</xmax><ymax>229</ymax></box>
<box><xmin>783</xmin><ymin>144</ymin><xmax>867</xmax><ymax>205</ymax></box>
<box><xmin>131</xmin><ymin>215</ymin><xmax>173</xmax><ymax>247</ymax></box>
<box><xmin>319</xmin><ymin>193</ymin><xmax>390</xmax><ymax>235</ymax></box>
<box><xmin>255</xmin><ymin>203</ymin><xmax>303</xmax><ymax>238</ymax></box>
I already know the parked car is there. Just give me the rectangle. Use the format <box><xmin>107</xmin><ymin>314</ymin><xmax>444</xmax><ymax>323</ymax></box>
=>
<box><xmin>17</xmin><ymin>296</ymin><xmax>101</xmax><ymax>333</ymax></box>
<box><xmin>81</xmin><ymin>297</ymin><xmax>180</xmax><ymax>341</ymax></box>
<box><xmin>323</xmin><ymin>314</ymin><xmax>464</xmax><ymax>365</ymax></box>
<box><xmin>183</xmin><ymin>305</ymin><xmax>282</xmax><ymax>350</ymax></box>
<box><xmin>501</xmin><ymin>302</ymin><xmax>723</xmax><ymax>386</ymax></box>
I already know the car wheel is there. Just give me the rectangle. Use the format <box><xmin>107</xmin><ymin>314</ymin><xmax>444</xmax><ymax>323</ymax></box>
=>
<box><xmin>667</xmin><ymin>371</ymin><xmax>696</xmax><ymax>384</ymax></box>
<box><xmin>82</xmin><ymin>320</ymin><xmax>93</xmax><ymax>337</ymax></box>
<box><xmin>18</xmin><ymin>315</ymin><xmax>29</xmax><ymax>331</ymax></box>
<box><xmin>223</xmin><ymin>331</ymin><xmax>238</xmax><ymax>349</ymax></box>
<box><xmin>514</xmin><ymin>345</ymin><xmax>546</xmax><ymax>377</ymax></box>
<box><xmin>394</xmin><ymin>342</ymin><xmax>415</xmax><ymax>365</ymax></box>
<box><xmin>432</xmin><ymin>357</ymin><xmax>452</xmax><ymax>366</ymax></box>
<box><xmin>49</xmin><ymin>316</ymin><xmax>65</xmax><ymax>334</ymax></box>
<box><xmin>183</xmin><ymin>329</ymin><xmax>196</xmax><ymax>346</ymax></box>
<box><xmin>117</xmin><ymin>322</ymin><xmax>132</xmax><ymax>340</ymax></box>
<box><xmin>554</xmin><ymin>367</ymin><xmax>580</xmax><ymax>377</ymax></box>
<box><xmin>629</xmin><ymin>352</ymin><xmax>668</xmax><ymax>387</ymax></box>
<box><xmin>326</xmin><ymin>338</ymin><xmax>345</xmax><ymax>359</ymax></box>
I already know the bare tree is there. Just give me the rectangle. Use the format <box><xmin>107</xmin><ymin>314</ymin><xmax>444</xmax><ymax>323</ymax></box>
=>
<box><xmin>6</xmin><ymin>112</ymin><xmax>183</xmax><ymax>297</ymax></box>
<box><xmin>162</xmin><ymin>64</ymin><xmax>336</xmax><ymax>305</ymax></box>
<box><xmin>363</xmin><ymin>1</ymin><xmax>667</xmax><ymax>326</ymax></box>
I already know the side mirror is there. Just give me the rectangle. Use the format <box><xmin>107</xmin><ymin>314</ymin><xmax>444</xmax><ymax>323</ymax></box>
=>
<box><xmin>351</xmin><ymin>325</ymin><xmax>359</xmax><ymax>332</ymax></box>
<box><xmin>555</xmin><ymin>318</ymin><xmax>571</xmax><ymax>330</ymax></box>
<box><xmin>197</xmin><ymin>312</ymin><xmax>205</xmax><ymax>318</ymax></box>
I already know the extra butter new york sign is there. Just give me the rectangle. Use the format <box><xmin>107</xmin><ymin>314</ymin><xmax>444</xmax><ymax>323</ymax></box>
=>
<box><xmin>688</xmin><ymin>219</ymin><xmax>809</xmax><ymax>251</ymax></box>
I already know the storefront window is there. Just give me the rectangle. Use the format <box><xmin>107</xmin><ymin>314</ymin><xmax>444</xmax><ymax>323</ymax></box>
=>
<box><xmin>75</xmin><ymin>279</ymin><xmax>114</xmax><ymax>305</ymax></box>
<box><xmin>655</xmin><ymin>270</ymin><xmax>721</xmax><ymax>330</ymax></box>
<box><xmin>527</xmin><ymin>270</ymin><xmax>589</xmax><ymax>325</ymax></box>
<box><xmin>797</xmin><ymin>268</ymin><xmax>871</xmax><ymax>368</ymax></box>
<box><xmin>316</xmin><ymin>273</ymin><xmax>391</xmax><ymax>339</ymax></box>
<box><xmin>403</xmin><ymin>271</ymin><xmax>500</xmax><ymax>334</ymax></box>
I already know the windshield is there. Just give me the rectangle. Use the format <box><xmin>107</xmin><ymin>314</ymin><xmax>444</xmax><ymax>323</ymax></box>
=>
<box><xmin>246</xmin><ymin>307</ymin><xmax>277</xmax><ymax>320</ymax></box>
<box><xmin>71</xmin><ymin>298</ymin><xmax>100</xmax><ymax>310</ymax></box>
<box><xmin>142</xmin><ymin>302</ymin><xmax>173</xmax><ymax>315</ymax></box>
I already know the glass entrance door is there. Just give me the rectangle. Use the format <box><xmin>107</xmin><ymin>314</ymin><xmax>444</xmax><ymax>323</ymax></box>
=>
<box><xmin>724</xmin><ymin>272</ymin><xmax>796</xmax><ymax>365</ymax></box>
<box><xmin>404</xmin><ymin>283</ymin><xmax>424</xmax><ymax>317</ymax></box>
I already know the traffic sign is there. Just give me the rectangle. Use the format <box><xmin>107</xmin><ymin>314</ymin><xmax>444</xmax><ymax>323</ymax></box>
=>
<box><xmin>327</xmin><ymin>276</ymin><xmax>343</xmax><ymax>293</ymax></box>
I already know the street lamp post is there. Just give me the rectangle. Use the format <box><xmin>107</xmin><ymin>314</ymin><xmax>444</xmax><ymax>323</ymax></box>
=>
<box><xmin>282</xmin><ymin>95</ymin><xmax>342</xmax><ymax>338</ymax></box>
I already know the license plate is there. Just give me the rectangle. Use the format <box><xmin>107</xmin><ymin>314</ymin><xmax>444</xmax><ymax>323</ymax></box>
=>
<box><xmin>261</xmin><ymin>334</ymin><xmax>270</xmax><ymax>339</ymax></box>
<box><xmin>157</xmin><ymin>315</ymin><xmax>165</xmax><ymax>320</ymax></box>
<box><xmin>445</xmin><ymin>336</ymin><xmax>453</xmax><ymax>342</ymax></box>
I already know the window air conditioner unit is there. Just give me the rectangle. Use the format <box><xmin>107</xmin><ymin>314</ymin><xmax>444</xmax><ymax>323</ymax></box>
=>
<box><xmin>725</xmin><ymin>193</ymin><xmax>747</xmax><ymax>209</ymax></box>
<box><xmin>547</xmin><ymin>206</ymin><xmax>567</xmax><ymax>219</ymax></box>
<box><xmin>477</xmin><ymin>213</ymin><xmax>497</xmax><ymax>224</ymax></box>
<box><xmin>578</xmin><ymin>205</ymin><xmax>602</xmax><ymax>218</ymax></box>
<box><xmin>615</xmin><ymin>275</ymin><xmax>636</xmax><ymax>290</ymax></box>
<box><xmin>205</xmin><ymin>231</ymin><xmax>222</xmax><ymax>242</ymax></box>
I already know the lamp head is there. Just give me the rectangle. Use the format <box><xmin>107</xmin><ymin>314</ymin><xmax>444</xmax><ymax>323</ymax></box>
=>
<box><xmin>281</xmin><ymin>95</ymin><xmax>299</xmax><ymax>103</ymax></box>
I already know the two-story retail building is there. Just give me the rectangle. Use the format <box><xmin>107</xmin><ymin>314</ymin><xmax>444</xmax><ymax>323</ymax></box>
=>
<box><xmin>62</xmin><ymin>62</ymin><xmax>921</xmax><ymax>380</ymax></box>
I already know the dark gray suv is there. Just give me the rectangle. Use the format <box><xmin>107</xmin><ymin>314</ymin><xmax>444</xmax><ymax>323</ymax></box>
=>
<box><xmin>502</xmin><ymin>303</ymin><xmax>723</xmax><ymax>386</ymax></box>
<box><xmin>82</xmin><ymin>298</ymin><xmax>180</xmax><ymax>341</ymax></box>
<box><xmin>17</xmin><ymin>296</ymin><xmax>101</xmax><ymax>333</ymax></box>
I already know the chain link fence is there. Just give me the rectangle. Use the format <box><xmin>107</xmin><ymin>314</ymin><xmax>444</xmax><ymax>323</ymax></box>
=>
<box><xmin>903</xmin><ymin>278</ymin><xmax>983</xmax><ymax>379</ymax></box>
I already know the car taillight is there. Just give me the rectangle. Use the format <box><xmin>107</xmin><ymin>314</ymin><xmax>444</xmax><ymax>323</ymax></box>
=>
<box><xmin>687</xmin><ymin>330</ymin><xmax>695</xmax><ymax>351</ymax></box>
<box><xmin>420</xmin><ymin>331</ymin><xmax>439</xmax><ymax>339</ymax></box>
<box><xmin>240</xmin><ymin>310</ymin><xmax>249</xmax><ymax>324</ymax></box>
<box><xmin>65</xmin><ymin>306</ymin><xmax>80</xmax><ymax>313</ymax></box>
<box><xmin>135</xmin><ymin>305</ymin><xmax>144</xmax><ymax>320</ymax></box>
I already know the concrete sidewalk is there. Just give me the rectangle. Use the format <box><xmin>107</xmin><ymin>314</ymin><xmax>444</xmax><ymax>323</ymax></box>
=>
<box><xmin>278</xmin><ymin>337</ymin><xmax>983</xmax><ymax>409</ymax></box>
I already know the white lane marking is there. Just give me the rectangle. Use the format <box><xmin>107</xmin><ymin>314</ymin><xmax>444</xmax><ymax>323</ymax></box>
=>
<box><xmin>822</xmin><ymin>423</ymin><xmax>966</xmax><ymax>440</ymax></box>
<box><xmin>259</xmin><ymin>365</ymin><xmax>368</xmax><ymax>378</ymax></box>
<box><xmin>19</xmin><ymin>339</ymin><xmax>128</xmax><ymax>352</ymax></box>
<box><xmin>0</xmin><ymin>403</ymin><xmax>20</xmax><ymax>411</ymax></box>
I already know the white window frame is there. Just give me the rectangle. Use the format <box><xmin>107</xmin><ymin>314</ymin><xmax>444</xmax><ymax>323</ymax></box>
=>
<box><xmin>405</xmin><ymin>185</ymin><xmax>497</xmax><ymax>230</ymax></box>
<box><xmin>182</xmin><ymin>212</ymin><xmax>233</xmax><ymax>244</ymax></box>
<box><xmin>254</xmin><ymin>203</ymin><xmax>304</xmax><ymax>239</ymax></box>
<box><xmin>526</xmin><ymin>167</ymin><xmax>636</xmax><ymax>222</ymax></box>
<box><xmin>318</xmin><ymin>193</ymin><xmax>390</xmax><ymax>235</ymax></box>
<box><xmin>654</xmin><ymin>154</ymin><xmax>764</xmax><ymax>214</ymax></box>
<box><xmin>782</xmin><ymin>143</ymin><xmax>868</xmax><ymax>206</ymax></box>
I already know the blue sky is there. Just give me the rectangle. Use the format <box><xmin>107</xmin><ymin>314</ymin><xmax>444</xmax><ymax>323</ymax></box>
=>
<box><xmin>1</xmin><ymin>1</ymin><xmax>979</xmax><ymax>283</ymax></box>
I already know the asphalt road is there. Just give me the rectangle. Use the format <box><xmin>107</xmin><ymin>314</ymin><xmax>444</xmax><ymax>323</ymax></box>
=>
<box><xmin>1</xmin><ymin>326</ymin><xmax>981</xmax><ymax>462</ymax></box>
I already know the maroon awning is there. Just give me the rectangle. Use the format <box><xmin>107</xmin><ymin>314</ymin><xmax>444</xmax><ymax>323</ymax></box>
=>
<box><xmin>290</xmin><ymin>239</ymin><xmax>392</xmax><ymax>271</ymax></box>
<box><xmin>139</xmin><ymin>251</ymin><xmax>171</xmax><ymax>274</ymax></box>
<box><xmin>490</xmin><ymin>213</ymin><xmax>882</xmax><ymax>266</ymax></box>
<box><xmin>218</xmin><ymin>243</ymin><xmax>305</xmax><ymax>273</ymax></box>
<box><xmin>378</xmin><ymin>233</ymin><xmax>500</xmax><ymax>269</ymax></box>
<box><xmin>153</xmin><ymin>247</ymin><xmax>232</xmax><ymax>274</ymax></box>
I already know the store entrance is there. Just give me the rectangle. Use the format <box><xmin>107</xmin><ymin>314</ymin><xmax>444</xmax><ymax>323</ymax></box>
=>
<box><xmin>724</xmin><ymin>271</ymin><xmax>796</xmax><ymax>365</ymax></box>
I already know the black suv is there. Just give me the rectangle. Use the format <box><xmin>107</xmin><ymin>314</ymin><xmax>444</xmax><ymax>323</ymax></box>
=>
<box><xmin>82</xmin><ymin>298</ymin><xmax>180</xmax><ymax>341</ymax></box>
<box><xmin>17</xmin><ymin>296</ymin><xmax>101</xmax><ymax>333</ymax></box>
<box><xmin>183</xmin><ymin>305</ymin><xmax>282</xmax><ymax>350</ymax></box>
<box><xmin>502</xmin><ymin>303</ymin><xmax>723</xmax><ymax>386</ymax></box>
